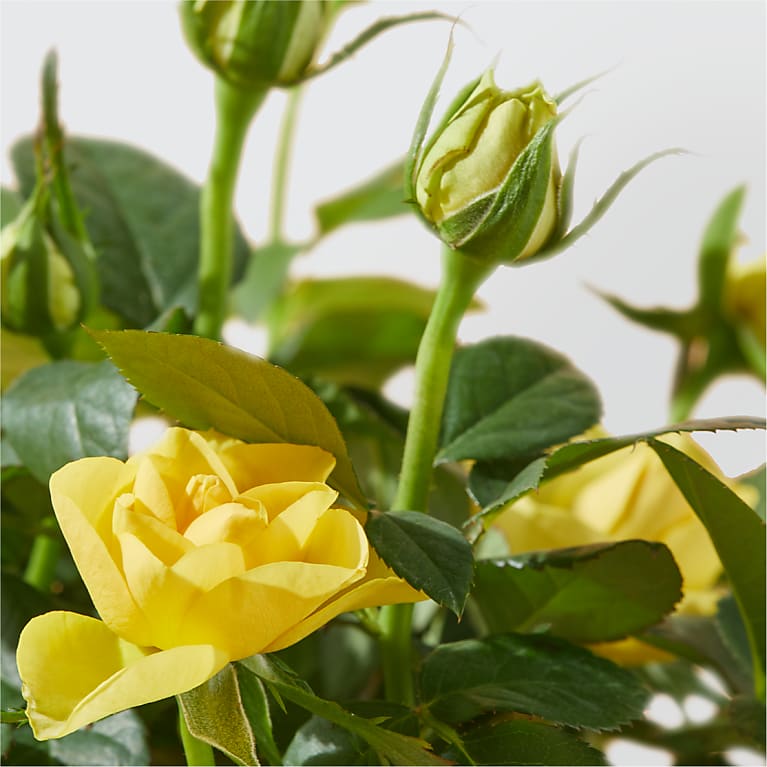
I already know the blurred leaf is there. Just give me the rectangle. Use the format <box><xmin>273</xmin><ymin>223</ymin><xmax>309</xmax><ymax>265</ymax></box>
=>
<box><xmin>269</xmin><ymin>277</ymin><xmax>440</xmax><ymax>389</ymax></box>
<box><xmin>472</xmin><ymin>540</ymin><xmax>682</xmax><ymax>642</ymax></box>
<box><xmin>650</xmin><ymin>439</ymin><xmax>766</xmax><ymax>697</ymax></box>
<box><xmin>0</xmin><ymin>327</ymin><xmax>49</xmax><ymax>391</ymax></box>
<box><xmin>740</xmin><ymin>464</ymin><xmax>766</xmax><ymax>522</ymax></box>
<box><xmin>449</xmin><ymin>719</ymin><xmax>607</xmax><ymax>766</ymax></box>
<box><xmin>48</xmin><ymin>710</ymin><xmax>149</xmax><ymax>767</ymax></box>
<box><xmin>1</xmin><ymin>187</ymin><xmax>23</xmax><ymax>228</ymax></box>
<box><xmin>438</xmin><ymin>337</ymin><xmax>601</xmax><ymax>464</ymax></box>
<box><xmin>592</xmin><ymin>290</ymin><xmax>698</xmax><ymax>338</ymax></box>
<box><xmin>472</xmin><ymin>416</ymin><xmax>766</xmax><ymax>521</ymax></box>
<box><xmin>11</xmin><ymin>136</ymin><xmax>248</xmax><ymax>327</ymax></box>
<box><xmin>728</xmin><ymin>696</ymin><xmax>766</xmax><ymax>749</ymax></box>
<box><xmin>365</xmin><ymin>510</ymin><xmax>474</xmax><ymax>616</ymax></box>
<box><xmin>698</xmin><ymin>185</ymin><xmax>745</xmax><ymax>311</ymax></box>
<box><xmin>94</xmin><ymin>330</ymin><xmax>366</xmax><ymax>508</ymax></box>
<box><xmin>420</xmin><ymin>634</ymin><xmax>649</xmax><ymax>730</ymax></box>
<box><xmin>717</xmin><ymin>594</ymin><xmax>754</xmax><ymax>679</ymax></box>
<box><xmin>1</xmin><ymin>360</ymin><xmax>138</xmax><ymax>483</ymax></box>
<box><xmin>314</xmin><ymin>162</ymin><xmax>406</xmax><ymax>237</ymax></box>
<box><xmin>239</xmin><ymin>655</ymin><xmax>447</xmax><ymax>765</ymax></box>
<box><xmin>179</xmin><ymin>664</ymin><xmax>259</xmax><ymax>766</ymax></box>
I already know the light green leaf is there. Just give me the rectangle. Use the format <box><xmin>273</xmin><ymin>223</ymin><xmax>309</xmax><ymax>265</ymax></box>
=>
<box><xmin>94</xmin><ymin>330</ymin><xmax>366</xmax><ymax>508</ymax></box>
<box><xmin>1</xmin><ymin>360</ymin><xmax>138</xmax><ymax>483</ymax></box>
<box><xmin>236</xmin><ymin>666</ymin><xmax>282</xmax><ymax>766</ymax></box>
<box><xmin>649</xmin><ymin>439</ymin><xmax>766</xmax><ymax>699</ymax></box>
<box><xmin>239</xmin><ymin>655</ymin><xmax>447</xmax><ymax>765</ymax></box>
<box><xmin>472</xmin><ymin>541</ymin><xmax>682</xmax><ymax>642</ymax></box>
<box><xmin>365</xmin><ymin>510</ymin><xmax>474</xmax><ymax>616</ymax></box>
<box><xmin>439</xmin><ymin>337</ymin><xmax>601</xmax><ymax>464</ymax></box>
<box><xmin>1</xmin><ymin>187</ymin><xmax>23</xmax><ymax>229</ymax></box>
<box><xmin>179</xmin><ymin>664</ymin><xmax>259</xmax><ymax>766</ymax></box>
<box><xmin>420</xmin><ymin>634</ymin><xmax>649</xmax><ymax>730</ymax></box>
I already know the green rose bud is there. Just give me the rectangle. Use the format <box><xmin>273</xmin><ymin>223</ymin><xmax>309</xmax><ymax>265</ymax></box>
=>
<box><xmin>410</xmin><ymin>68</ymin><xmax>561</xmax><ymax>263</ymax></box>
<box><xmin>179</xmin><ymin>0</ymin><xmax>330</xmax><ymax>89</ymax></box>
<box><xmin>1</xmin><ymin>192</ymin><xmax>82</xmax><ymax>336</ymax></box>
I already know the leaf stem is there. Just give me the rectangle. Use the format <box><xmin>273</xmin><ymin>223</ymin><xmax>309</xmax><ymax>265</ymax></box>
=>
<box><xmin>178</xmin><ymin>701</ymin><xmax>215</xmax><ymax>767</ymax></box>
<box><xmin>194</xmin><ymin>78</ymin><xmax>266</xmax><ymax>340</ymax></box>
<box><xmin>23</xmin><ymin>533</ymin><xmax>60</xmax><ymax>592</ymax></box>
<box><xmin>269</xmin><ymin>86</ymin><xmax>302</xmax><ymax>243</ymax></box>
<box><xmin>379</xmin><ymin>246</ymin><xmax>491</xmax><ymax>705</ymax></box>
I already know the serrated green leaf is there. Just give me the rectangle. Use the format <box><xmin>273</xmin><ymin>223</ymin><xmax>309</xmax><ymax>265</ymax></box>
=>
<box><xmin>473</xmin><ymin>540</ymin><xmax>682</xmax><ymax>642</ymax></box>
<box><xmin>315</xmin><ymin>162</ymin><xmax>407</xmax><ymax>237</ymax></box>
<box><xmin>450</xmin><ymin>719</ymin><xmax>607</xmax><ymax>766</ymax></box>
<box><xmin>420</xmin><ymin>634</ymin><xmax>649</xmax><ymax>730</ymax></box>
<box><xmin>48</xmin><ymin>710</ymin><xmax>149</xmax><ymax>767</ymax></box>
<box><xmin>239</xmin><ymin>655</ymin><xmax>447</xmax><ymax>765</ymax></box>
<box><xmin>93</xmin><ymin>330</ymin><xmax>366</xmax><ymax>508</ymax></box>
<box><xmin>472</xmin><ymin>416</ymin><xmax>767</xmax><ymax>523</ymax></box>
<box><xmin>1</xmin><ymin>360</ymin><xmax>138</xmax><ymax>483</ymax></box>
<box><xmin>649</xmin><ymin>439</ymin><xmax>766</xmax><ymax>699</ymax></box>
<box><xmin>439</xmin><ymin>337</ymin><xmax>601</xmax><ymax>464</ymax></box>
<box><xmin>179</xmin><ymin>664</ymin><xmax>259</xmax><ymax>766</ymax></box>
<box><xmin>698</xmin><ymin>186</ymin><xmax>746</xmax><ymax>311</ymax></box>
<box><xmin>268</xmin><ymin>277</ymin><xmax>439</xmax><ymax>389</ymax></box>
<box><xmin>365</xmin><ymin>510</ymin><xmax>473</xmax><ymax>616</ymax></box>
<box><xmin>11</xmin><ymin>137</ymin><xmax>248</xmax><ymax>327</ymax></box>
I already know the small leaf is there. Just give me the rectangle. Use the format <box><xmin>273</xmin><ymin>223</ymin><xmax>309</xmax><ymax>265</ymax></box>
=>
<box><xmin>94</xmin><ymin>330</ymin><xmax>366</xmax><ymax>508</ymax></box>
<box><xmin>1</xmin><ymin>360</ymin><xmax>138</xmax><ymax>483</ymax></box>
<box><xmin>594</xmin><ymin>289</ymin><xmax>697</xmax><ymax>339</ymax></box>
<box><xmin>698</xmin><ymin>186</ymin><xmax>746</xmax><ymax>312</ymax></box>
<box><xmin>179</xmin><ymin>664</ymin><xmax>259</xmax><ymax>766</ymax></box>
<box><xmin>365</xmin><ymin>510</ymin><xmax>474</xmax><ymax>616</ymax></box>
<box><xmin>472</xmin><ymin>541</ymin><xmax>682</xmax><ymax>642</ymax></box>
<box><xmin>439</xmin><ymin>337</ymin><xmax>601</xmax><ymax>464</ymax></box>
<box><xmin>239</xmin><ymin>655</ymin><xmax>447</xmax><ymax>765</ymax></box>
<box><xmin>649</xmin><ymin>439</ymin><xmax>766</xmax><ymax>698</ymax></box>
<box><xmin>235</xmin><ymin>666</ymin><xmax>282</xmax><ymax>766</ymax></box>
<box><xmin>420</xmin><ymin>634</ymin><xmax>649</xmax><ymax>730</ymax></box>
<box><xmin>1</xmin><ymin>187</ymin><xmax>23</xmax><ymax>229</ymax></box>
<box><xmin>314</xmin><ymin>162</ymin><xmax>407</xmax><ymax>237</ymax></box>
<box><xmin>451</xmin><ymin>719</ymin><xmax>607</xmax><ymax>766</ymax></box>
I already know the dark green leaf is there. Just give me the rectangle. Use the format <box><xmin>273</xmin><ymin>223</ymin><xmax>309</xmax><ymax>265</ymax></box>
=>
<box><xmin>420</xmin><ymin>634</ymin><xmax>649</xmax><ymax>730</ymax></box>
<box><xmin>47</xmin><ymin>710</ymin><xmax>149</xmax><ymax>767</ymax></box>
<box><xmin>179</xmin><ymin>664</ymin><xmax>259</xmax><ymax>766</ymax></box>
<box><xmin>365</xmin><ymin>510</ymin><xmax>474</xmax><ymax>616</ymax></box>
<box><xmin>698</xmin><ymin>186</ymin><xmax>746</xmax><ymax>311</ymax></box>
<box><xmin>315</xmin><ymin>162</ymin><xmax>407</xmax><ymax>237</ymax></box>
<box><xmin>11</xmin><ymin>137</ymin><xmax>248</xmax><ymax>327</ymax></box>
<box><xmin>94</xmin><ymin>330</ymin><xmax>366</xmax><ymax>508</ymax></box>
<box><xmin>239</xmin><ymin>655</ymin><xmax>447</xmax><ymax>765</ymax></box>
<box><xmin>268</xmin><ymin>277</ymin><xmax>438</xmax><ymax>389</ymax></box>
<box><xmin>728</xmin><ymin>696</ymin><xmax>766</xmax><ymax>749</ymax></box>
<box><xmin>716</xmin><ymin>594</ymin><xmax>754</xmax><ymax>679</ymax></box>
<box><xmin>649</xmin><ymin>439</ymin><xmax>766</xmax><ymax>697</ymax></box>
<box><xmin>1</xmin><ymin>360</ymin><xmax>137</xmax><ymax>483</ymax></box>
<box><xmin>235</xmin><ymin>665</ymin><xmax>282</xmax><ymax>766</ymax></box>
<box><xmin>284</xmin><ymin>716</ymin><xmax>375</xmax><ymax>766</ymax></box>
<box><xmin>451</xmin><ymin>719</ymin><xmax>607</xmax><ymax>766</ymax></box>
<box><xmin>740</xmin><ymin>464</ymin><xmax>766</xmax><ymax>522</ymax></box>
<box><xmin>439</xmin><ymin>337</ymin><xmax>601</xmax><ymax>464</ymax></box>
<box><xmin>472</xmin><ymin>540</ymin><xmax>682</xmax><ymax>642</ymax></box>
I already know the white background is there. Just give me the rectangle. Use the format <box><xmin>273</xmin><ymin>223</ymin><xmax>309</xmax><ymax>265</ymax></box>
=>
<box><xmin>1</xmin><ymin>0</ymin><xmax>765</xmax><ymax>480</ymax></box>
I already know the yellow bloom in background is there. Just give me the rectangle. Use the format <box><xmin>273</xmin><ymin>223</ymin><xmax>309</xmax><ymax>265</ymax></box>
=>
<box><xmin>17</xmin><ymin>427</ymin><xmax>423</xmax><ymax>740</ymax></box>
<box><xmin>724</xmin><ymin>256</ymin><xmax>766</xmax><ymax>349</ymax></box>
<box><xmin>494</xmin><ymin>431</ymin><xmax>756</xmax><ymax>662</ymax></box>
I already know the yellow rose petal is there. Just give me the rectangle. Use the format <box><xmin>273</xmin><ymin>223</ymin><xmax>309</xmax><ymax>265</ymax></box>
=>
<box><xmin>183</xmin><ymin>501</ymin><xmax>268</xmax><ymax>547</ymax></box>
<box><xmin>17</xmin><ymin>611</ymin><xmax>228</xmax><ymax>740</ymax></box>
<box><xmin>50</xmin><ymin>459</ymin><xmax>151</xmax><ymax>646</ymax></box>
<box><xmin>303</xmin><ymin>507</ymin><xmax>370</xmax><ymax>570</ymax></box>
<box><xmin>131</xmin><ymin>454</ymin><xmax>177</xmax><ymax>528</ymax></box>
<box><xmin>112</xmin><ymin>498</ymin><xmax>192</xmax><ymax>565</ymax></box>
<box><xmin>238</xmin><ymin>481</ymin><xmax>335</xmax><ymax>521</ymax></box>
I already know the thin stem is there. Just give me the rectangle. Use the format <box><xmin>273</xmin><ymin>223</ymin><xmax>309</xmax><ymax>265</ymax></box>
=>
<box><xmin>194</xmin><ymin>78</ymin><xmax>266</xmax><ymax>340</ymax></box>
<box><xmin>23</xmin><ymin>533</ymin><xmax>60</xmax><ymax>592</ymax></box>
<box><xmin>269</xmin><ymin>86</ymin><xmax>303</xmax><ymax>243</ymax></box>
<box><xmin>379</xmin><ymin>246</ymin><xmax>492</xmax><ymax>705</ymax></box>
<box><xmin>178</xmin><ymin>702</ymin><xmax>215</xmax><ymax>767</ymax></box>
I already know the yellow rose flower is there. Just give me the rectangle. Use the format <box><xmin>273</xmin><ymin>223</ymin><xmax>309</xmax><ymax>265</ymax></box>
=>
<box><xmin>494</xmin><ymin>431</ymin><xmax>756</xmax><ymax>662</ymax></box>
<box><xmin>17</xmin><ymin>427</ymin><xmax>423</xmax><ymax>740</ymax></box>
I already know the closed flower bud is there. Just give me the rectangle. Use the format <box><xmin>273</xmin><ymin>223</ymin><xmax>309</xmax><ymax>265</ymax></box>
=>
<box><xmin>411</xmin><ymin>69</ymin><xmax>561</xmax><ymax>263</ymax></box>
<box><xmin>179</xmin><ymin>0</ymin><xmax>330</xmax><ymax>89</ymax></box>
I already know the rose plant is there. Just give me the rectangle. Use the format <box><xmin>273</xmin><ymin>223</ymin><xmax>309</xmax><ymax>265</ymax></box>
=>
<box><xmin>1</xmin><ymin>3</ymin><xmax>764</xmax><ymax>766</ymax></box>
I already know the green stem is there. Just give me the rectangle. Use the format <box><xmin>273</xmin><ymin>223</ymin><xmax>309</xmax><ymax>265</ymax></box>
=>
<box><xmin>379</xmin><ymin>246</ymin><xmax>492</xmax><ymax>705</ymax></box>
<box><xmin>178</xmin><ymin>702</ymin><xmax>215</xmax><ymax>767</ymax></box>
<box><xmin>23</xmin><ymin>533</ymin><xmax>60</xmax><ymax>592</ymax></box>
<box><xmin>194</xmin><ymin>78</ymin><xmax>266</xmax><ymax>340</ymax></box>
<box><xmin>269</xmin><ymin>86</ymin><xmax>303</xmax><ymax>243</ymax></box>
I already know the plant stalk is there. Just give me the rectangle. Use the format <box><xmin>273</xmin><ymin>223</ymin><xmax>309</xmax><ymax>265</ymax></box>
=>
<box><xmin>379</xmin><ymin>246</ymin><xmax>492</xmax><ymax>705</ymax></box>
<box><xmin>23</xmin><ymin>533</ymin><xmax>60</xmax><ymax>592</ymax></box>
<box><xmin>194</xmin><ymin>78</ymin><xmax>266</xmax><ymax>340</ymax></box>
<box><xmin>178</xmin><ymin>703</ymin><xmax>215</xmax><ymax>766</ymax></box>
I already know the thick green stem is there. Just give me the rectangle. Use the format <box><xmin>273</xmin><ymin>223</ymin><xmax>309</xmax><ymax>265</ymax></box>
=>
<box><xmin>178</xmin><ymin>703</ymin><xmax>215</xmax><ymax>767</ymax></box>
<box><xmin>23</xmin><ymin>533</ymin><xmax>60</xmax><ymax>592</ymax></box>
<box><xmin>194</xmin><ymin>79</ymin><xmax>266</xmax><ymax>340</ymax></box>
<box><xmin>379</xmin><ymin>246</ymin><xmax>492</xmax><ymax>705</ymax></box>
